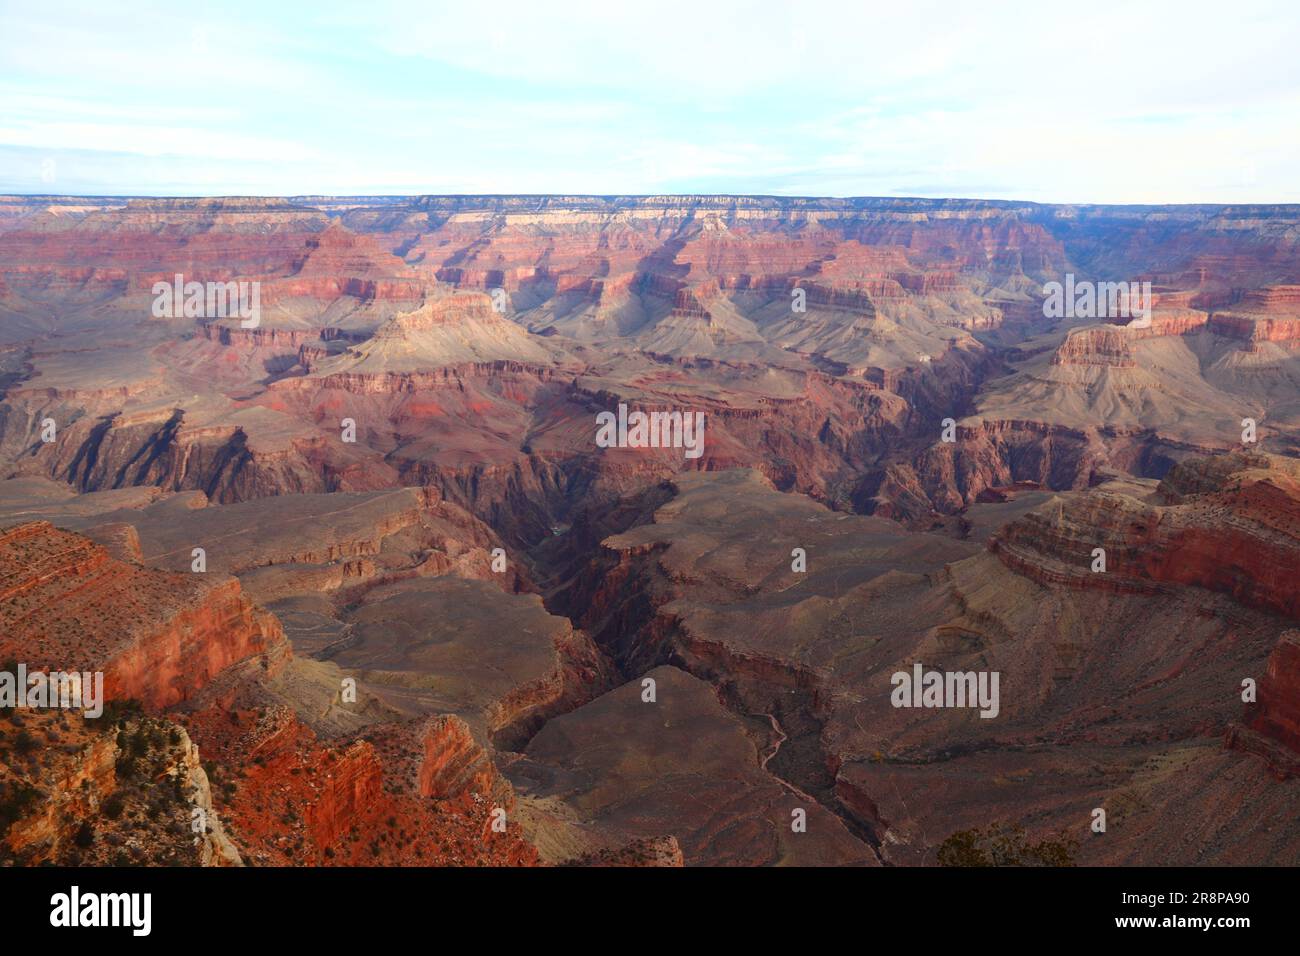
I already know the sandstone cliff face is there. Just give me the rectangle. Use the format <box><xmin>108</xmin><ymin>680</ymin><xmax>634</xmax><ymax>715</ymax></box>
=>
<box><xmin>0</xmin><ymin>521</ymin><xmax>287</xmax><ymax>709</ymax></box>
<box><xmin>303</xmin><ymin>740</ymin><xmax>385</xmax><ymax>850</ymax></box>
<box><xmin>990</xmin><ymin>453</ymin><xmax>1300</xmax><ymax>619</ymax></box>
<box><xmin>1248</xmin><ymin>632</ymin><xmax>1300</xmax><ymax>756</ymax></box>
<box><xmin>417</xmin><ymin>715</ymin><xmax>501</xmax><ymax>800</ymax></box>
<box><xmin>1</xmin><ymin>718</ymin><xmax>116</xmax><ymax>863</ymax></box>
<box><xmin>1209</xmin><ymin>313</ymin><xmax>1300</xmax><ymax>343</ymax></box>
<box><xmin>106</xmin><ymin>578</ymin><xmax>286</xmax><ymax>709</ymax></box>
<box><xmin>12</xmin><ymin>409</ymin><xmax>370</xmax><ymax>505</ymax></box>
<box><xmin>0</xmin><ymin>197</ymin><xmax>328</xmax><ymax>293</ymax></box>
<box><xmin>903</xmin><ymin>418</ymin><xmax>1106</xmax><ymax>515</ymax></box>
<box><xmin>1205</xmin><ymin>285</ymin><xmax>1300</xmax><ymax>344</ymax></box>
<box><xmin>179</xmin><ymin>703</ymin><xmax>538</xmax><ymax>866</ymax></box>
<box><xmin>1051</xmin><ymin>326</ymin><xmax>1136</xmax><ymax>367</ymax></box>
<box><xmin>172</xmin><ymin>725</ymin><xmax>242</xmax><ymax>866</ymax></box>
<box><xmin>1</xmin><ymin>712</ymin><xmax>240</xmax><ymax>866</ymax></box>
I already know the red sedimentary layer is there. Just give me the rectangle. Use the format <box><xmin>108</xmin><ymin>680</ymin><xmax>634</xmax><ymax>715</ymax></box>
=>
<box><xmin>0</xmin><ymin>522</ymin><xmax>285</xmax><ymax>709</ymax></box>
<box><xmin>265</xmin><ymin>222</ymin><xmax>427</xmax><ymax>303</ymax></box>
<box><xmin>303</xmin><ymin>740</ymin><xmax>385</xmax><ymax>849</ymax></box>
<box><xmin>379</xmin><ymin>292</ymin><xmax>500</xmax><ymax>332</ymax></box>
<box><xmin>1239</xmin><ymin>285</ymin><xmax>1300</xmax><ymax>314</ymax></box>
<box><xmin>417</xmin><ymin>715</ymin><xmax>501</xmax><ymax>799</ymax></box>
<box><xmin>1</xmin><ymin>717</ymin><xmax>117</xmax><ymax>861</ymax></box>
<box><xmin>181</xmin><ymin>706</ymin><xmax>538</xmax><ymax>866</ymax></box>
<box><xmin>1208</xmin><ymin>313</ymin><xmax>1300</xmax><ymax>342</ymax></box>
<box><xmin>1051</xmin><ymin>326</ymin><xmax>1136</xmax><ymax>367</ymax></box>
<box><xmin>990</xmin><ymin>454</ymin><xmax>1300</xmax><ymax>619</ymax></box>
<box><xmin>1250</xmin><ymin>632</ymin><xmax>1300</xmax><ymax>754</ymax></box>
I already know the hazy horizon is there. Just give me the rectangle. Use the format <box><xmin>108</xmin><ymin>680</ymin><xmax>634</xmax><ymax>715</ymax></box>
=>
<box><xmin>2</xmin><ymin>0</ymin><xmax>1298</xmax><ymax>202</ymax></box>
<box><xmin>7</xmin><ymin>192</ymin><xmax>1300</xmax><ymax>209</ymax></box>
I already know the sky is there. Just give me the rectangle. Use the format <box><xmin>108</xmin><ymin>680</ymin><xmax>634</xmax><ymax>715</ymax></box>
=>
<box><xmin>2</xmin><ymin>0</ymin><xmax>1299</xmax><ymax>203</ymax></box>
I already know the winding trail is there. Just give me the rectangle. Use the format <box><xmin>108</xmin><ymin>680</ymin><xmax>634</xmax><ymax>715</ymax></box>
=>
<box><xmin>760</xmin><ymin>712</ymin><xmax>787</xmax><ymax>770</ymax></box>
<box><xmin>758</xmin><ymin>711</ymin><xmax>823</xmax><ymax>808</ymax></box>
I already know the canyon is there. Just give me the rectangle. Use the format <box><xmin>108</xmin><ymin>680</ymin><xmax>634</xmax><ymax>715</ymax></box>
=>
<box><xmin>1</xmin><ymin>194</ymin><xmax>1299</xmax><ymax>866</ymax></box>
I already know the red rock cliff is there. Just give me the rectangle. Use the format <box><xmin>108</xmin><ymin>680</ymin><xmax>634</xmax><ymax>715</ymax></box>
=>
<box><xmin>0</xmin><ymin>521</ymin><xmax>286</xmax><ymax>709</ymax></box>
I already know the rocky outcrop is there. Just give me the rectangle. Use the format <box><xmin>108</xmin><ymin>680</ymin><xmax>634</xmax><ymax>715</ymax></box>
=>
<box><xmin>0</xmin><ymin>522</ymin><xmax>286</xmax><ymax>709</ymax></box>
<box><xmin>1</xmin><ymin>712</ymin><xmax>239</xmax><ymax>866</ymax></box>
<box><xmin>171</xmin><ymin>724</ymin><xmax>243</xmax><ymax>866</ymax></box>
<box><xmin>1229</xmin><ymin>630</ymin><xmax>1300</xmax><ymax>779</ymax></box>
<box><xmin>569</xmin><ymin>836</ymin><xmax>684</xmax><ymax>867</ymax></box>
<box><xmin>1051</xmin><ymin>326</ymin><xmax>1136</xmax><ymax>367</ymax></box>
<box><xmin>1</xmin><ymin>720</ymin><xmax>116</xmax><ymax>863</ymax></box>
<box><xmin>1250</xmin><ymin>632</ymin><xmax>1300</xmax><ymax>753</ymax></box>
<box><xmin>903</xmin><ymin>418</ymin><xmax>1104</xmax><ymax>514</ymax></box>
<box><xmin>417</xmin><ymin>715</ymin><xmax>500</xmax><ymax>799</ymax></box>
<box><xmin>179</xmin><ymin>703</ymin><xmax>539</xmax><ymax>866</ymax></box>
<box><xmin>303</xmin><ymin>740</ymin><xmax>385</xmax><ymax>850</ymax></box>
<box><xmin>990</xmin><ymin>453</ymin><xmax>1300</xmax><ymax>618</ymax></box>
<box><xmin>1208</xmin><ymin>313</ymin><xmax>1300</xmax><ymax>343</ymax></box>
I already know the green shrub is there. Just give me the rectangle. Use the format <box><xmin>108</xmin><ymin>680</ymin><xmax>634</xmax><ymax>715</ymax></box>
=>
<box><xmin>101</xmin><ymin>793</ymin><xmax>126</xmax><ymax>820</ymax></box>
<box><xmin>73</xmin><ymin>821</ymin><xmax>95</xmax><ymax>849</ymax></box>
<box><xmin>937</xmin><ymin>823</ymin><xmax>1078</xmax><ymax>867</ymax></box>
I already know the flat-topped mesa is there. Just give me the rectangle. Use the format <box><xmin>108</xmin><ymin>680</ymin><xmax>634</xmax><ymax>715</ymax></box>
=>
<box><xmin>0</xmin><ymin>521</ymin><xmax>287</xmax><ymax>709</ymax></box>
<box><xmin>1206</xmin><ymin>285</ymin><xmax>1300</xmax><ymax>343</ymax></box>
<box><xmin>1239</xmin><ymin>284</ymin><xmax>1300</xmax><ymax>314</ymax></box>
<box><xmin>1209</xmin><ymin>314</ymin><xmax>1300</xmax><ymax>343</ymax></box>
<box><xmin>1155</xmin><ymin>451</ymin><xmax>1281</xmax><ymax>500</ymax></box>
<box><xmin>988</xmin><ymin>492</ymin><xmax>1166</xmax><ymax>595</ymax></box>
<box><xmin>990</xmin><ymin>453</ymin><xmax>1300</xmax><ymax>618</ymax></box>
<box><xmin>1095</xmin><ymin>289</ymin><xmax>1211</xmax><ymax>337</ymax></box>
<box><xmin>897</xmin><ymin>270</ymin><xmax>963</xmax><ymax>294</ymax></box>
<box><xmin>796</xmin><ymin>278</ymin><xmax>885</xmax><ymax>311</ymax></box>
<box><xmin>271</xmin><ymin>222</ymin><xmax>427</xmax><ymax>302</ymax></box>
<box><xmin>1050</xmin><ymin>325</ymin><xmax>1136</xmax><ymax>367</ymax></box>
<box><xmin>1136</xmin><ymin>307</ymin><xmax>1210</xmax><ymax>337</ymax></box>
<box><xmin>550</xmin><ymin>270</ymin><xmax>638</xmax><ymax>304</ymax></box>
<box><xmin>379</xmin><ymin>291</ymin><xmax>501</xmax><ymax>333</ymax></box>
<box><xmin>197</xmin><ymin>322</ymin><xmax>324</xmax><ymax>348</ymax></box>
<box><xmin>669</xmin><ymin>285</ymin><xmax>717</xmax><ymax>319</ymax></box>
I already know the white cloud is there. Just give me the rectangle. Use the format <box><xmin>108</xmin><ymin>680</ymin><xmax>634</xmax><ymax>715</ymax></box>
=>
<box><xmin>1</xmin><ymin>0</ymin><xmax>1297</xmax><ymax>200</ymax></box>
